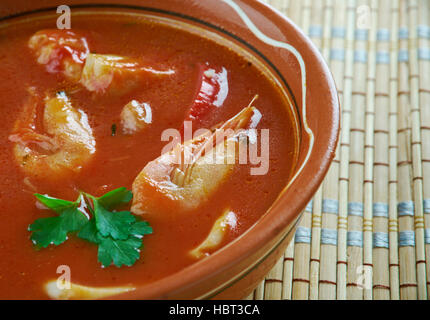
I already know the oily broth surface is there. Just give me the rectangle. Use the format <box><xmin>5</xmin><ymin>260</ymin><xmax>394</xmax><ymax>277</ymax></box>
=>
<box><xmin>0</xmin><ymin>13</ymin><xmax>297</xmax><ymax>298</ymax></box>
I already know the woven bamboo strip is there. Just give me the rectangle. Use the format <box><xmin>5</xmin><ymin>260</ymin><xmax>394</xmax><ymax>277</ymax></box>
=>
<box><xmin>291</xmin><ymin>0</ymin><xmax>311</xmax><ymax>300</ymax></box>
<box><xmin>416</xmin><ymin>0</ymin><xmax>430</xmax><ymax>299</ymax></box>
<box><xmin>388</xmin><ymin>0</ymin><xmax>400</xmax><ymax>300</ymax></box>
<box><xmin>408</xmin><ymin>0</ymin><xmax>428</xmax><ymax>300</ymax></box>
<box><xmin>301</xmin><ymin>0</ymin><xmax>311</xmax><ymax>34</ymax></box>
<box><xmin>258</xmin><ymin>0</ymin><xmax>430</xmax><ymax>300</ymax></box>
<box><xmin>268</xmin><ymin>0</ymin><xmax>290</xmax><ymax>14</ymax></box>
<box><xmin>264</xmin><ymin>257</ymin><xmax>284</xmax><ymax>300</ymax></box>
<box><xmin>361</xmin><ymin>0</ymin><xmax>378</xmax><ymax>301</ymax></box>
<box><xmin>321</xmin><ymin>0</ymin><xmax>333</xmax><ymax>60</ymax></box>
<box><xmin>255</xmin><ymin>0</ymin><xmax>286</xmax><ymax>302</ymax></box>
<box><xmin>282</xmin><ymin>241</ymin><xmax>295</xmax><ymax>299</ymax></box>
<box><xmin>244</xmin><ymin>293</ymin><xmax>254</xmax><ymax>300</ymax></box>
<box><xmin>397</xmin><ymin>0</ymin><xmax>418</xmax><ymax>300</ymax></box>
<box><xmin>308</xmin><ymin>1</ymin><xmax>323</xmax><ymax>300</ymax></box>
<box><xmin>370</xmin><ymin>0</ymin><xmax>391</xmax><ymax>300</ymax></box>
<box><xmin>287</xmin><ymin>0</ymin><xmax>302</xmax><ymax>26</ymax></box>
<box><xmin>254</xmin><ymin>281</ymin><xmax>265</xmax><ymax>300</ymax></box>
<box><xmin>309</xmin><ymin>186</ymin><xmax>322</xmax><ymax>300</ymax></box>
<box><xmin>336</xmin><ymin>0</ymin><xmax>357</xmax><ymax>300</ymax></box>
<box><xmin>292</xmin><ymin>213</ymin><xmax>311</xmax><ymax>299</ymax></box>
<box><xmin>308</xmin><ymin>0</ymin><xmax>323</xmax><ymax>50</ymax></box>
<box><xmin>308</xmin><ymin>0</ymin><xmax>334</xmax><ymax>300</ymax></box>
<box><xmin>407</xmin><ymin>0</ymin><xmax>427</xmax><ymax>300</ymax></box>
<box><xmin>346</xmin><ymin>0</ymin><xmax>368</xmax><ymax>300</ymax></box>
<box><xmin>269</xmin><ymin>1</ymin><xmax>296</xmax><ymax>301</ymax></box>
<box><xmin>318</xmin><ymin>0</ymin><xmax>347</xmax><ymax>300</ymax></box>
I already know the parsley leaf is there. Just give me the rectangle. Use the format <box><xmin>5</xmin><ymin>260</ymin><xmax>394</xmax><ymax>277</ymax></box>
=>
<box><xmin>93</xmin><ymin>198</ymin><xmax>136</xmax><ymax>240</ymax></box>
<box><xmin>97</xmin><ymin>235</ymin><xmax>142</xmax><ymax>268</ymax></box>
<box><xmin>130</xmin><ymin>221</ymin><xmax>153</xmax><ymax>237</ymax></box>
<box><xmin>77</xmin><ymin>218</ymin><xmax>99</xmax><ymax>243</ymax></box>
<box><xmin>78</xmin><ymin>197</ymin><xmax>152</xmax><ymax>267</ymax></box>
<box><xmin>96</xmin><ymin>187</ymin><xmax>133</xmax><ymax>210</ymax></box>
<box><xmin>78</xmin><ymin>218</ymin><xmax>151</xmax><ymax>268</ymax></box>
<box><xmin>29</xmin><ymin>188</ymin><xmax>152</xmax><ymax>268</ymax></box>
<box><xmin>29</xmin><ymin>207</ymin><xmax>88</xmax><ymax>248</ymax></box>
<box><xmin>34</xmin><ymin>194</ymin><xmax>78</xmax><ymax>213</ymax></box>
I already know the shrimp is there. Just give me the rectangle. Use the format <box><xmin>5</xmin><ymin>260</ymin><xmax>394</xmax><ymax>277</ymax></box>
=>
<box><xmin>28</xmin><ymin>29</ymin><xmax>89</xmax><ymax>82</ymax></box>
<box><xmin>131</xmin><ymin>100</ymin><xmax>262</xmax><ymax>215</ymax></box>
<box><xmin>44</xmin><ymin>280</ymin><xmax>134</xmax><ymax>300</ymax></box>
<box><xmin>80</xmin><ymin>53</ymin><xmax>175</xmax><ymax>95</ymax></box>
<box><xmin>8</xmin><ymin>88</ymin><xmax>96</xmax><ymax>178</ymax></box>
<box><xmin>120</xmin><ymin>100</ymin><xmax>152</xmax><ymax>134</ymax></box>
<box><xmin>189</xmin><ymin>209</ymin><xmax>237</xmax><ymax>259</ymax></box>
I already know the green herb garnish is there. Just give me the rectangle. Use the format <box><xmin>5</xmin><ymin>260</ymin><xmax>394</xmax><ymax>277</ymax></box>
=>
<box><xmin>111</xmin><ymin>123</ymin><xmax>117</xmax><ymax>136</ymax></box>
<box><xmin>29</xmin><ymin>188</ymin><xmax>152</xmax><ymax>268</ymax></box>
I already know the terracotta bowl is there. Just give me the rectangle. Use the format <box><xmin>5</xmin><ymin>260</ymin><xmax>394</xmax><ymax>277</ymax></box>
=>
<box><xmin>1</xmin><ymin>0</ymin><xmax>340</xmax><ymax>299</ymax></box>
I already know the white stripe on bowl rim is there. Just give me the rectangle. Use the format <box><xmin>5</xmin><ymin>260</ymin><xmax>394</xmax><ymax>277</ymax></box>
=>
<box><xmin>222</xmin><ymin>0</ymin><xmax>315</xmax><ymax>190</ymax></box>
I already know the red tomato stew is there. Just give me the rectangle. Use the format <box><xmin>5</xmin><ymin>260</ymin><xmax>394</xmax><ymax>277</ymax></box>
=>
<box><xmin>0</xmin><ymin>12</ymin><xmax>299</xmax><ymax>299</ymax></box>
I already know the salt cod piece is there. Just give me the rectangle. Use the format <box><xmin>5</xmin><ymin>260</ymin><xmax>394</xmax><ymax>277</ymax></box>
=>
<box><xmin>189</xmin><ymin>209</ymin><xmax>237</xmax><ymax>259</ymax></box>
<box><xmin>120</xmin><ymin>100</ymin><xmax>152</xmax><ymax>134</ymax></box>
<box><xmin>44</xmin><ymin>280</ymin><xmax>134</xmax><ymax>300</ymax></box>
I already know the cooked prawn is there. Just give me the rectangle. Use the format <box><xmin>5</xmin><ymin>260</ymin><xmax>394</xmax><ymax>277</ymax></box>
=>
<box><xmin>28</xmin><ymin>29</ymin><xmax>89</xmax><ymax>82</ymax></box>
<box><xmin>8</xmin><ymin>88</ymin><xmax>96</xmax><ymax>178</ymax></box>
<box><xmin>131</xmin><ymin>99</ymin><xmax>262</xmax><ymax>215</ymax></box>
<box><xmin>80</xmin><ymin>53</ymin><xmax>175</xmax><ymax>95</ymax></box>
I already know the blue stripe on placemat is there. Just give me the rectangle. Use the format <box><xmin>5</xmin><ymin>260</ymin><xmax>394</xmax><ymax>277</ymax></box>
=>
<box><xmin>295</xmin><ymin>226</ymin><xmax>312</xmax><ymax>244</ymax></box>
<box><xmin>355</xmin><ymin>29</ymin><xmax>369</xmax><ymax>41</ymax></box>
<box><xmin>354</xmin><ymin>50</ymin><xmax>368</xmax><ymax>63</ymax></box>
<box><xmin>398</xmin><ymin>201</ymin><xmax>414</xmax><ymax>217</ymax></box>
<box><xmin>347</xmin><ymin>231</ymin><xmax>363</xmax><ymax>247</ymax></box>
<box><xmin>417</xmin><ymin>25</ymin><xmax>430</xmax><ymax>39</ymax></box>
<box><xmin>377</xmin><ymin>29</ymin><xmax>390</xmax><ymax>41</ymax></box>
<box><xmin>424</xmin><ymin>199</ymin><xmax>430</xmax><ymax>214</ymax></box>
<box><xmin>418</xmin><ymin>48</ymin><xmax>430</xmax><ymax>60</ymax></box>
<box><xmin>330</xmin><ymin>48</ymin><xmax>345</xmax><ymax>61</ymax></box>
<box><xmin>425</xmin><ymin>229</ymin><xmax>430</xmax><ymax>244</ymax></box>
<box><xmin>399</xmin><ymin>231</ymin><xmax>415</xmax><ymax>247</ymax></box>
<box><xmin>305</xmin><ymin>199</ymin><xmax>313</xmax><ymax>212</ymax></box>
<box><xmin>398</xmin><ymin>49</ymin><xmax>409</xmax><ymax>62</ymax></box>
<box><xmin>373</xmin><ymin>232</ymin><xmax>389</xmax><ymax>248</ymax></box>
<box><xmin>309</xmin><ymin>25</ymin><xmax>323</xmax><ymax>38</ymax></box>
<box><xmin>376</xmin><ymin>51</ymin><xmax>390</xmax><ymax>64</ymax></box>
<box><xmin>332</xmin><ymin>26</ymin><xmax>346</xmax><ymax>38</ymax></box>
<box><xmin>321</xmin><ymin>229</ymin><xmax>337</xmax><ymax>246</ymax></box>
<box><xmin>399</xmin><ymin>27</ymin><xmax>409</xmax><ymax>39</ymax></box>
<box><xmin>322</xmin><ymin>199</ymin><xmax>339</xmax><ymax>214</ymax></box>
<box><xmin>373</xmin><ymin>202</ymin><xmax>389</xmax><ymax>218</ymax></box>
<box><xmin>348</xmin><ymin>202</ymin><xmax>364</xmax><ymax>217</ymax></box>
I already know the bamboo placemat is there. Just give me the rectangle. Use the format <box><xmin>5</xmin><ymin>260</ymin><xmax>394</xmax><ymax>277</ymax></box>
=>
<box><xmin>246</xmin><ymin>0</ymin><xmax>430</xmax><ymax>300</ymax></box>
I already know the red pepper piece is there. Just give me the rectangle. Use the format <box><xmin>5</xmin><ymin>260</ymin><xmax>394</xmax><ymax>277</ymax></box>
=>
<box><xmin>184</xmin><ymin>64</ymin><xmax>229</xmax><ymax>124</ymax></box>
